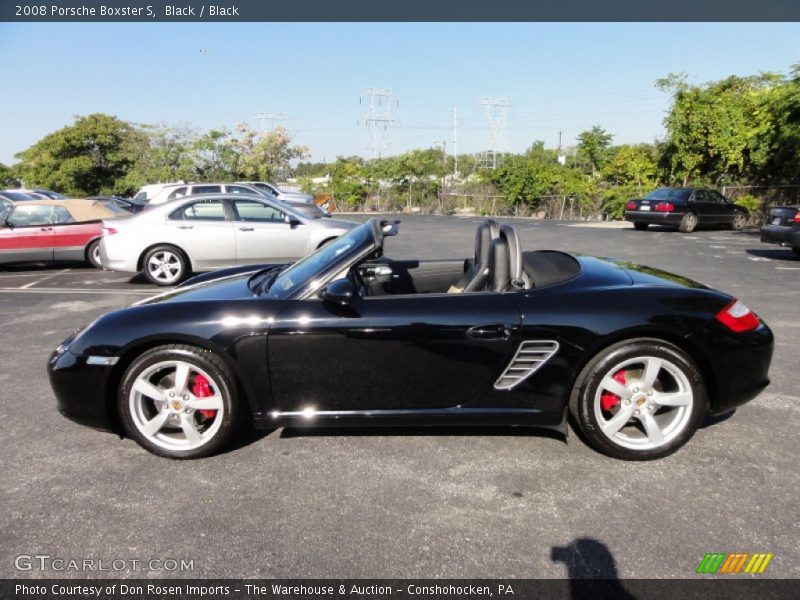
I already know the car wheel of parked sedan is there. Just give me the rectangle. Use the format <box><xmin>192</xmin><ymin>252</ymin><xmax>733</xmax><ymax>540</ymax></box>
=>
<box><xmin>569</xmin><ymin>339</ymin><xmax>708</xmax><ymax>460</ymax></box>
<box><xmin>732</xmin><ymin>213</ymin><xmax>747</xmax><ymax>230</ymax></box>
<box><xmin>118</xmin><ymin>345</ymin><xmax>239</xmax><ymax>459</ymax></box>
<box><xmin>143</xmin><ymin>245</ymin><xmax>188</xmax><ymax>286</ymax></box>
<box><xmin>86</xmin><ymin>239</ymin><xmax>102</xmax><ymax>268</ymax></box>
<box><xmin>678</xmin><ymin>212</ymin><xmax>698</xmax><ymax>233</ymax></box>
<box><xmin>633</xmin><ymin>222</ymin><xmax>649</xmax><ymax>231</ymax></box>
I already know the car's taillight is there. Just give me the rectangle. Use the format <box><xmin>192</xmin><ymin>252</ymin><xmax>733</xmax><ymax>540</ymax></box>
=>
<box><xmin>625</xmin><ymin>201</ymin><xmax>637</xmax><ymax>211</ymax></box>
<box><xmin>715</xmin><ymin>299</ymin><xmax>760</xmax><ymax>333</ymax></box>
<box><xmin>793</xmin><ymin>212</ymin><xmax>800</xmax><ymax>223</ymax></box>
<box><xmin>102</xmin><ymin>226</ymin><xmax>118</xmax><ymax>236</ymax></box>
<box><xmin>655</xmin><ymin>202</ymin><xmax>674</xmax><ymax>213</ymax></box>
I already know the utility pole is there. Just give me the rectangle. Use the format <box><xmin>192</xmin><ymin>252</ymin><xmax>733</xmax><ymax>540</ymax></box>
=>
<box><xmin>253</xmin><ymin>111</ymin><xmax>266</xmax><ymax>131</ymax></box>
<box><xmin>254</xmin><ymin>111</ymin><xmax>291</xmax><ymax>131</ymax></box>
<box><xmin>557</xmin><ymin>130</ymin><xmax>563</xmax><ymax>154</ymax></box>
<box><xmin>453</xmin><ymin>105</ymin><xmax>459</xmax><ymax>176</ymax></box>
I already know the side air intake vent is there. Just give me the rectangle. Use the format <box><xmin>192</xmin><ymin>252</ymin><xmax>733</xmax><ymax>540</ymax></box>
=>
<box><xmin>494</xmin><ymin>340</ymin><xmax>559</xmax><ymax>390</ymax></box>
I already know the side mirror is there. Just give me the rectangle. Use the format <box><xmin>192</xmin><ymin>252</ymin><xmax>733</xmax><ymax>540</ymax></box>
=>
<box><xmin>320</xmin><ymin>278</ymin><xmax>354</xmax><ymax>306</ymax></box>
<box><xmin>283</xmin><ymin>214</ymin><xmax>302</xmax><ymax>227</ymax></box>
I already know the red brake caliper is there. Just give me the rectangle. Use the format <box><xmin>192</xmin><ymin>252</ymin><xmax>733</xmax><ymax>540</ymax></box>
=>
<box><xmin>192</xmin><ymin>374</ymin><xmax>217</xmax><ymax>420</ymax></box>
<box><xmin>600</xmin><ymin>369</ymin><xmax>627</xmax><ymax>412</ymax></box>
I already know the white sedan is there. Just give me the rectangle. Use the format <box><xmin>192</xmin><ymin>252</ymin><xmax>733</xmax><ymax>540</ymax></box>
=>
<box><xmin>99</xmin><ymin>193</ymin><xmax>356</xmax><ymax>285</ymax></box>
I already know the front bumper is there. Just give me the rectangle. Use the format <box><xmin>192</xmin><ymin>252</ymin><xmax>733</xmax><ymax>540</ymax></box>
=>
<box><xmin>624</xmin><ymin>210</ymin><xmax>684</xmax><ymax>226</ymax></box>
<box><xmin>48</xmin><ymin>348</ymin><xmax>118</xmax><ymax>432</ymax></box>
<box><xmin>760</xmin><ymin>224</ymin><xmax>800</xmax><ymax>248</ymax></box>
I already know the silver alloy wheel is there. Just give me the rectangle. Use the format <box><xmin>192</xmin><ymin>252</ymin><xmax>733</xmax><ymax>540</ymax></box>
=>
<box><xmin>683</xmin><ymin>213</ymin><xmax>697</xmax><ymax>230</ymax></box>
<box><xmin>593</xmin><ymin>356</ymin><xmax>694</xmax><ymax>451</ymax></box>
<box><xmin>91</xmin><ymin>244</ymin><xmax>101</xmax><ymax>266</ymax></box>
<box><xmin>733</xmin><ymin>213</ymin><xmax>746</xmax><ymax>229</ymax></box>
<box><xmin>129</xmin><ymin>360</ymin><xmax>225</xmax><ymax>452</ymax></box>
<box><xmin>147</xmin><ymin>250</ymin><xmax>182</xmax><ymax>284</ymax></box>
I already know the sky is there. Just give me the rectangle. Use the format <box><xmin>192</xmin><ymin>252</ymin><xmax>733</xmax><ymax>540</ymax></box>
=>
<box><xmin>0</xmin><ymin>22</ymin><xmax>798</xmax><ymax>165</ymax></box>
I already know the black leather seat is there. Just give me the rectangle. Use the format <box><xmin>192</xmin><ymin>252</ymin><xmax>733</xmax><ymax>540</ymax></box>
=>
<box><xmin>454</xmin><ymin>219</ymin><xmax>500</xmax><ymax>292</ymax></box>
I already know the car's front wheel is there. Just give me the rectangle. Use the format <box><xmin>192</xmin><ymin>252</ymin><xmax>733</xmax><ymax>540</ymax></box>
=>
<box><xmin>569</xmin><ymin>339</ymin><xmax>708</xmax><ymax>460</ymax></box>
<box><xmin>118</xmin><ymin>345</ymin><xmax>240</xmax><ymax>459</ymax></box>
<box><xmin>732</xmin><ymin>212</ymin><xmax>747</xmax><ymax>230</ymax></box>
<box><xmin>142</xmin><ymin>245</ymin><xmax>188</xmax><ymax>286</ymax></box>
<box><xmin>678</xmin><ymin>212</ymin><xmax>698</xmax><ymax>233</ymax></box>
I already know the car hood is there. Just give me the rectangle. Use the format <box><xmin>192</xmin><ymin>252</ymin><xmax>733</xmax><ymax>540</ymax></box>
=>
<box><xmin>134</xmin><ymin>271</ymin><xmax>260</xmax><ymax>305</ymax></box>
<box><xmin>312</xmin><ymin>218</ymin><xmax>358</xmax><ymax>230</ymax></box>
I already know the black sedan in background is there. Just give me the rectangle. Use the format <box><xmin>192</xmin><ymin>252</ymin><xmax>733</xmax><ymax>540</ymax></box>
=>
<box><xmin>760</xmin><ymin>205</ymin><xmax>800</xmax><ymax>255</ymax></box>
<box><xmin>625</xmin><ymin>188</ymin><xmax>748</xmax><ymax>233</ymax></box>
<box><xmin>49</xmin><ymin>218</ymin><xmax>773</xmax><ymax>461</ymax></box>
<box><xmin>87</xmin><ymin>195</ymin><xmax>148</xmax><ymax>214</ymax></box>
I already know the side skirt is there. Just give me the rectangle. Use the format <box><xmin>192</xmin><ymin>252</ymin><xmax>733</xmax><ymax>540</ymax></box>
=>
<box><xmin>254</xmin><ymin>407</ymin><xmax>568</xmax><ymax>437</ymax></box>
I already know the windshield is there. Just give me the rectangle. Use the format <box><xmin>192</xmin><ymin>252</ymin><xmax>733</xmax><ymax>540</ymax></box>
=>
<box><xmin>1</xmin><ymin>192</ymin><xmax>37</xmax><ymax>201</ymax></box>
<box><xmin>266</xmin><ymin>224</ymin><xmax>372</xmax><ymax>300</ymax></box>
<box><xmin>644</xmin><ymin>188</ymin><xmax>691</xmax><ymax>201</ymax></box>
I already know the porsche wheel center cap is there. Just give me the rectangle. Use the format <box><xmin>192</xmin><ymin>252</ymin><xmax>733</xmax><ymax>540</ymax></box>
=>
<box><xmin>633</xmin><ymin>394</ymin><xmax>648</xmax><ymax>407</ymax></box>
<box><xmin>170</xmin><ymin>400</ymin><xmax>185</xmax><ymax>412</ymax></box>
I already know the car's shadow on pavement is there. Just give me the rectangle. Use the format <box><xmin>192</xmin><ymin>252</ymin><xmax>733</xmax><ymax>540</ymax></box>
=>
<box><xmin>746</xmin><ymin>248</ymin><xmax>799</xmax><ymax>261</ymax></box>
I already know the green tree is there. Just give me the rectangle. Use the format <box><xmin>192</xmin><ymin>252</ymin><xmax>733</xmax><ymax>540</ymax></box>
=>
<box><xmin>576</xmin><ymin>126</ymin><xmax>614</xmax><ymax>175</ymax></box>
<box><xmin>764</xmin><ymin>64</ymin><xmax>800</xmax><ymax>182</ymax></box>
<box><xmin>602</xmin><ymin>144</ymin><xmax>659</xmax><ymax>191</ymax></box>
<box><xmin>656</xmin><ymin>72</ymin><xmax>778</xmax><ymax>185</ymax></box>
<box><xmin>233</xmin><ymin>124</ymin><xmax>308</xmax><ymax>181</ymax></box>
<box><xmin>14</xmin><ymin>113</ymin><xmax>146</xmax><ymax>196</ymax></box>
<box><xmin>0</xmin><ymin>162</ymin><xmax>20</xmax><ymax>187</ymax></box>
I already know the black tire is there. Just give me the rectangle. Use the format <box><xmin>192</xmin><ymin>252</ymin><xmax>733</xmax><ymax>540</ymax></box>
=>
<box><xmin>86</xmin><ymin>239</ymin><xmax>102</xmax><ymax>268</ymax></box>
<box><xmin>793</xmin><ymin>247</ymin><xmax>800</xmax><ymax>257</ymax></box>
<box><xmin>731</xmin><ymin>212</ymin><xmax>747</xmax><ymax>230</ymax></box>
<box><xmin>118</xmin><ymin>344</ymin><xmax>240</xmax><ymax>459</ymax></box>
<box><xmin>678</xmin><ymin>212</ymin><xmax>698</xmax><ymax>233</ymax></box>
<box><xmin>142</xmin><ymin>244</ymin><xmax>189</xmax><ymax>286</ymax></box>
<box><xmin>633</xmin><ymin>222</ymin><xmax>649</xmax><ymax>231</ymax></box>
<box><xmin>569</xmin><ymin>339</ymin><xmax>708</xmax><ymax>460</ymax></box>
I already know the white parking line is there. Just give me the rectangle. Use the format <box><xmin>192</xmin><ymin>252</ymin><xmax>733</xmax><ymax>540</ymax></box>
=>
<box><xmin>0</xmin><ymin>287</ymin><xmax>153</xmax><ymax>295</ymax></box>
<box><xmin>775</xmin><ymin>267</ymin><xmax>800</xmax><ymax>270</ymax></box>
<box><xmin>18</xmin><ymin>268</ymin><xmax>72</xmax><ymax>289</ymax></box>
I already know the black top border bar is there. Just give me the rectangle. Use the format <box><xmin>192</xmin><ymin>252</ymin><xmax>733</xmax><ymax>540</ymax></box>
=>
<box><xmin>3</xmin><ymin>0</ymin><xmax>800</xmax><ymax>22</ymax></box>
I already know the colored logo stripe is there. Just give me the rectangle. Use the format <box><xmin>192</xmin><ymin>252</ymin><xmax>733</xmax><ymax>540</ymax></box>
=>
<box><xmin>697</xmin><ymin>552</ymin><xmax>773</xmax><ymax>574</ymax></box>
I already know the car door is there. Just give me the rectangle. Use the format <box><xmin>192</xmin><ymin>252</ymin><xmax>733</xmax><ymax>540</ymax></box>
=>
<box><xmin>711</xmin><ymin>190</ymin><xmax>737</xmax><ymax>224</ymax></box>
<box><xmin>268</xmin><ymin>290</ymin><xmax>522</xmax><ymax>411</ymax></box>
<box><xmin>51</xmin><ymin>205</ymin><xmax>100</xmax><ymax>261</ymax></box>
<box><xmin>0</xmin><ymin>204</ymin><xmax>55</xmax><ymax>263</ymax></box>
<box><xmin>165</xmin><ymin>198</ymin><xmax>236</xmax><ymax>269</ymax></box>
<box><xmin>231</xmin><ymin>198</ymin><xmax>310</xmax><ymax>263</ymax></box>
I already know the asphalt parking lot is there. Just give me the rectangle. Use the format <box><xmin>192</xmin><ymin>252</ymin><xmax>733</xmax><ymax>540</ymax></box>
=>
<box><xmin>1</xmin><ymin>215</ymin><xmax>798</xmax><ymax>579</ymax></box>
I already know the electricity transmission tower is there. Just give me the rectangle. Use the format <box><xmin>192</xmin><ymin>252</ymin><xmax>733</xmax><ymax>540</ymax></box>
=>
<box><xmin>476</xmin><ymin>97</ymin><xmax>511</xmax><ymax>169</ymax></box>
<box><xmin>253</xmin><ymin>111</ymin><xmax>291</xmax><ymax>131</ymax></box>
<box><xmin>359</xmin><ymin>87</ymin><xmax>399</xmax><ymax>158</ymax></box>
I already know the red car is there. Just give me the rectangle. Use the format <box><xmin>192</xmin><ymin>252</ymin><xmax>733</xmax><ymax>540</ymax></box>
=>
<box><xmin>0</xmin><ymin>199</ymin><xmax>128</xmax><ymax>268</ymax></box>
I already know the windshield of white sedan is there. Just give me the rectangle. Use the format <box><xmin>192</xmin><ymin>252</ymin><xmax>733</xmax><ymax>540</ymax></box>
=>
<box><xmin>266</xmin><ymin>224</ymin><xmax>371</xmax><ymax>299</ymax></box>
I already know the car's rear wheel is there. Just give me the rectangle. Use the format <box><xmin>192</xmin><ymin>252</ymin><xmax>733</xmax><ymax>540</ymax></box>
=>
<box><xmin>118</xmin><ymin>345</ymin><xmax>239</xmax><ymax>459</ymax></box>
<box><xmin>678</xmin><ymin>212</ymin><xmax>698</xmax><ymax>233</ymax></box>
<box><xmin>793</xmin><ymin>246</ymin><xmax>800</xmax><ymax>257</ymax></box>
<box><xmin>86</xmin><ymin>239</ymin><xmax>102</xmax><ymax>269</ymax></box>
<box><xmin>569</xmin><ymin>339</ymin><xmax>708</xmax><ymax>460</ymax></box>
<box><xmin>633</xmin><ymin>222</ymin><xmax>649</xmax><ymax>231</ymax></box>
<box><xmin>732</xmin><ymin>213</ymin><xmax>747</xmax><ymax>230</ymax></box>
<box><xmin>143</xmin><ymin>245</ymin><xmax>188</xmax><ymax>286</ymax></box>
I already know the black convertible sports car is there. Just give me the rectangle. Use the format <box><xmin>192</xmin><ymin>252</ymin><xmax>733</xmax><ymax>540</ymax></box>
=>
<box><xmin>48</xmin><ymin>218</ymin><xmax>773</xmax><ymax>460</ymax></box>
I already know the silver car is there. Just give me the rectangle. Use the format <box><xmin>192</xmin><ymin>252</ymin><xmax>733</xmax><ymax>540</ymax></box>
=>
<box><xmin>99</xmin><ymin>193</ymin><xmax>356</xmax><ymax>286</ymax></box>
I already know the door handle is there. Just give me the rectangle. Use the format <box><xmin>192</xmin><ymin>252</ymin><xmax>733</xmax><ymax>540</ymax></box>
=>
<box><xmin>239</xmin><ymin>227</ymin><xmax>255</xmax><ymax>232</ymax></box>
<box><xmin>177</xmin><ymin>225</ymin><xmax>194</xmax><ymax>230</ymax></box>
<box><xmin>466</xmin><ymin>324</ymin><xmax>511</xmax><ymax>341</ymax></box>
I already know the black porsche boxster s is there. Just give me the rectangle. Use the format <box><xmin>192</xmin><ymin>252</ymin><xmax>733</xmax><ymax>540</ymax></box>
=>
<box><xmin>49</xmin><ymin>218</ymin><xmax>773</xmax><ymax>460</ymax></box>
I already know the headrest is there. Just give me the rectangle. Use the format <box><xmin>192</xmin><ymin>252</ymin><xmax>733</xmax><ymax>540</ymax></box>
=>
<box><xmin>487</xmin><ymin>237</ymin><xmax>510</xmax><ymax>292</ymax></box>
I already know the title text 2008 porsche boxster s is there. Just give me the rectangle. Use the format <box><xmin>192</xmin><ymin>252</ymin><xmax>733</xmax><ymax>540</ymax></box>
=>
<box><xmin>49</xmin><ymin>218</ymin><xmax>773</xmax><ymax>460</ymax></box>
